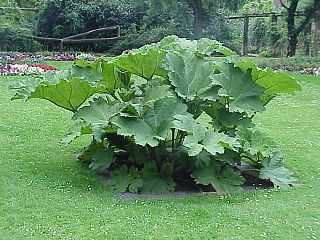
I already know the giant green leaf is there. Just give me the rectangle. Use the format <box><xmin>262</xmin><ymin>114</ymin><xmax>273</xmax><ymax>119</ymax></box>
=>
<box><xmin>202</xmin><ymin>131</ymin><xmax>241</xmax><ymax>156</ymax></box>
<box><xmin>191</xmin><ymin>161</ymin><xmax>245</xmax><ymax>193</ymax></box>
<box><xmin>158</xmin><ymin>35</ymin><xmax>237</xmax><ymax>57</ymax></box>
<box><xmin>173</xmin><ymin>114</ymin><xmax>206</xmax><ymax>140</ymax></box>
<box><xmin>73</xmin><ymin>97</ymin><xmax>122</xmax><ymax>141</ymax></box>
<box><xmin>89</xmin><ymin>147</ymin><xmax>114</xmax><ymax>170</ymax></box>
<box><xmin>111</xmin><ymin>116</ymin><xmax>159</xmax><ymax>147</ymax></box>
<box><xmin>215</xmin><ymin>150</ymin><xmax>241</xmax><ymax>165</ymax></box>
<box><xmin>100</xmin><ymin>60</ymin><xmax>131</xmax><ymax>93</ymax></box>
<box><xmin>142</xmin><ymin>85</ymin><xmax>173</xmax><ymax>105</ymax></box>
<box><xmin>236</xmin><ymin>127</ymin><xmax>278</xmax><ymax>157</ymax></box>
<box><xmin>144</xmin><ymin>98</ymin><xmax>188</xmax><ymax>136</ymax></box>
<box><xmin>214</xmin><ymin>63</ymin><xmax>265</xmax><ymax>114</ymax></box>
<box><xmin>112</xmin><ymin>97</ymin><xmax>188</xmax><ymax>146</ymax></box>
<box><xmin>203</xmin><ymin>107</ymin><xmax>254</xmax><ymax>131</ymax></box>
<box><xmin>255</xmin><ymin>71</ymin><xmax>302</xmax><ymax>94</ymax></box>
<box><xmin>164</xmin><ymin>51</ymin><xmax>217</xmax><ymax>101</ymax></box>
<box><xmin>10</xmin><ymin>69</ymin><xmax>106</xmax><ymax>112</ymax></box>
<box><xmin>183</xmin><ymin>135</ymin><xmax>205</xmax><ymax>156</ymax></box>
<box><xmin>176</xmin><ymin>115</ymin><xmax>241</xmax><ymax>156</ymax></box>
<box><xmin>193</xmin><ymin>150</ymin><xmax>212</xmax><ymax>169</ymax></box>
<box><xmin>158</xmin><ymin>35</ymin><xmax>197</xmax><ymax>52</ymax></box>
<box><xmin>141</xmin><ymin>162</ymin><xmax>175</xmax><ymax>194</ymax></box>
<box><xmin>107</xmin><ymin>166</ymin><xmax>143</xmax><ymax>193</ymax></box>
<box><xmin>259</xmin><ymin>152</ymin><xmax>298</xmax><ymax>188</ymax></box>
<box><xmin>196</xmin><ymin>38</ymin><xmax>238</xmax><ymax>57</ymax></box>
<box><xmin>113</xmin><ymin>45</ymin><xmax>166</xmax><ymax>80</ymax></box>
<box><xmin>60</xmin><ymin>121</ymin><xmax>92</xmax><ymax>145</ymax></box>
<box><xmin>234</xmin><ymin>61</ymin><xmax>301</xmax><ymax>94</ymax></box>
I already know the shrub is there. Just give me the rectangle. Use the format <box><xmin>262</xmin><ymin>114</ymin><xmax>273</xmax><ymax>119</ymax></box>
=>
<box><xmin>0</xmin><ymin>27</ymin><xmax>32</xmax><ymax>52</ymax></box>
<box><xmin>37</xmin><ymin>0</ymin><xmax>139</xmax><ymax>52</ymax></box>
<box><xmin>253</xmin><ymin>57</ymin><xmax>320</xmax><ymax>72</ymax></box>
<box><xmin>11</xmin><ymin>36</ymin><xmax>301</xmax><ymax>194</ymax></box>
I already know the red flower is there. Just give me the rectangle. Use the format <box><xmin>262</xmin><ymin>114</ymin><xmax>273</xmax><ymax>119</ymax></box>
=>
<box><xmin>16</xmin><ymin>63</ymin><xmax>58</xmax><ymax>71</ymax></box>
<box><xmin>13</xmin><ymin>55</ymin><xmax>29</xmax><ymax>62</ymax></box>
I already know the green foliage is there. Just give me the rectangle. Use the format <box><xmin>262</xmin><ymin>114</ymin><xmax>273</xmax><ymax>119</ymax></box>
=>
<box><xmin>251</xmin><ymin>57</ymin><xmax>320</xmax><ymax>72</ymax></box>
<box><xmin>37</xmin><ymin>0</ymin><xmax>139</xmax><ymax>52</ymax></box>
<box><xmin>10</xmin><ymin>67</ymin><xmax>106</xmax><ymax>112</ymax></box>
<box><xmin>89</xmin><ymin>147</ymin><xmax>114</xmax><ymax>170</ymax></box>
<box><xmin>242</xmin><ymin>0</ymin><xmax>276</xmax><ymax>13</ymax></box>
<box><xmin>191</xmin><ymin>161</ymin><xmax>245</xmax><ymax>193</ymax></box>
<box><xmin>11</xmin><ymin>36</ymin><xmax>301</xmax><ymax>194</ymax></box>
<box><xmin>259</xmin><ymin>152</ymin><xmax>299</xmax><ymax>188</ymax></box>
<box><xmin>0</xmin><ymin>0</ymin><xmax>39</xmax><ymax>52</ymax></box>
<box><xmin>107</xmin><ymin>166</ymin><xmax>143</xmax><ymax>193</ymax></box>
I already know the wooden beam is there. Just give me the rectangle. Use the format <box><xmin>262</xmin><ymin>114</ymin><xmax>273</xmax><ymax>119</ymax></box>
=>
<box><xmin>28</xmin><ymin>26</ymin><xmax>124</xmax><ymax>52</ymax></box>
<box><xmin>62</xmin><ymin>36</ymin><xmax>125</xmax><ymax>43</ymax></box>
<box><xmin>0</xmin><ymin>7</ymin><xmax>39</xmax><ymax>12</ymax></box>
<box><xmin>28</xmin><ymin>36</ymin><xmax>61</xmax><ymax>42</ymax></box>
<box><xmin>243</xmin><ymin>15</ymin><xmax>249</xmax><ymax>56</ymax></box>
<box><xmin>28</xmin><ymin>36</ymin><xmax>125</xmax><ymax>43</ymax></box>
<box><xmin>228</xmin><ymin>12</ymin><xmax>304</xmax><ymax>19</ymax></box>
<box><xmin>63</xmin><ymin>26</ymin><xmax>119</xmax><ymax>40</ymax></box>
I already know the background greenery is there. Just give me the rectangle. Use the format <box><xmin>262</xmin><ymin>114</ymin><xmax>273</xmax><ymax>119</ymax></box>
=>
<box><xmin>0</xmin><ymin>0</ymin><xmax>242</xmax><ymax>54</ymax></box>
<box><xmin>1</xmin><ymin>62</ymin><xmax>319</xmax><ymax>239</ymax></box>
<box><xmin>1</xmin><ymin>0</ymin><xmax>319</xmax><ymax>56</ymax></box>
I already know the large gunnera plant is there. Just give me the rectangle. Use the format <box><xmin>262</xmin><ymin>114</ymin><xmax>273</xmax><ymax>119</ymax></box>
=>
<box><xmin>11</xmin><ymin>36</ymin><xmax>301</xmax><ymax>194</ymax></box>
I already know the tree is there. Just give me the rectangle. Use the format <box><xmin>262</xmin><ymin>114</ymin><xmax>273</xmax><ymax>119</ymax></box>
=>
<box><xmin>280</xmin><ymin>0</ymin><xmax>320</xmax><ymax>56</ymax></box>
<box><xmin>186</xmin><ymin>0</ymin><xmax>204</xmax><ymax>39</ymax></box>
<box><xmin>133</xmin><ymin>0</ymin><xmax>245</xmax><ymax>39</ymax></box>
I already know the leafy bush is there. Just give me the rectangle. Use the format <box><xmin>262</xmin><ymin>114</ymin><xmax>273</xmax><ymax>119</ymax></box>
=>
<box><xmin>11</xmin><ymin>36</ymin><xmax>301</xmax><ymax>194</ymax></box>
<box><xmin>0</xmin><ymin>27</ymin><xmax>33</xmax><ymax>52</ymax></box>
<box><xmin>252</xmin><ymin>57</ymin><xmax>320</xmax><ymax>72</ymax></box>
<box><xmin>37</xmin><ymin>0</ymin><xmax>139</xmax><ymax>52</ymax></box>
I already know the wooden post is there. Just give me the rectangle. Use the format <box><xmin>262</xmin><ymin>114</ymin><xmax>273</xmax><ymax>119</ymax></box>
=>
<box><xmin>59</xmin><ymin>40</ymin><xmax>64</xmax><ymax>52</ymax></box>
<box><xmin>117</xmin><ymin>26</ymin><xmax>120</xmax><ymax>37</ymax></box>
<box><xmin>304</xmin><ymin>22</ymin><xmax>312</xmax><ymax>56</ymax></box>
<box><xmin>243</xmin><ymin>15</ymin><xmax>249</xmax><ymax>56</ymax></box>
<box><xmin>270</xmin><ymin>14</ymin><xmax>279</xmax><ymax>56</ymax></box>
<box><xmin>313</xmin><ymin>20</ymin><xmax>320</xmax><ymax>56</ymax></box>
<box><xmin>30</xmin><ymin>38</ymin><xmax>35</xmax><ymax>53</ymax></box>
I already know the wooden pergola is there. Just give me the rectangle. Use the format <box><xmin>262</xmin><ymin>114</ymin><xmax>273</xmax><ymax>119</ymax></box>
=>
<box><xmin>228</xmin><ymin>12</ymin><xmax>304</xmax><ymax>56</ymax></box>
<box><xmin>28</xmin><ymin>26</ymin><xmax>124</xmax><ymax>52</ymax></box>
<box><xmin>0</xmin><ymin>7</ymin><xmax>39</xmax><ymax>12</ymax></box>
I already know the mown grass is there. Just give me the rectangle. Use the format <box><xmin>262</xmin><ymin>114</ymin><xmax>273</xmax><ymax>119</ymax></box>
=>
<box><xmin>41</xmin><ymin>61</ymin><xmax>74</xmax><ymax>70</ymax></box>
<box><xmin>1</xmin><ymin>69</ymin><xmax>320</xmax><ymax>239</ymax></box>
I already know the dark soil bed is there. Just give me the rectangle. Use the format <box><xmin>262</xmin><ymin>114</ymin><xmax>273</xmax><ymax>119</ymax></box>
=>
<box><xmin>94</xmin><ymin>162</ymin><xmax>273</xmax><ymax>200</ymax></box>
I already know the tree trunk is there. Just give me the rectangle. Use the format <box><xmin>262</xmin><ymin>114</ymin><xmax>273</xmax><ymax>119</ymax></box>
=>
<box><xmin>19</xmin><ymin>0</ymin><xmax>26</xmax><ymax>8</ymax></box>
<box><xmin>186</xmin><ymin>0</ymin><xmax>204</xmax><ymax>39</ymax></box>
<box><xmin>287</xmin><ymin>34</ymin><xmax>298</xmax><ymax>57</ymax></box>
<box><xmin>284</xmin><ymin>0</ymin><xmax>320</xmax><ymax>57</ymax></box>
<box><xmin>243</xmin><ymin>15</ymin><xmax>249</xmax><ymax>56</ymax></box>
<box><xmin>270</xmin><ymin>14</ymin><xmax>280</xmax><ymax>56</ymax></box>
<box><xmin>286</xmin><ymin>0</ymin><xmax>299</xmax><ymax>57</ymax></box>
<box><xmin>304</xmin><ymin>22</ymin><xmax>312</xmax><ymax>56</ymax></box>
<box><xmin>287</xmin><ymin>13</ymin><xmax>297</xmax><ymax>57</ymax></box>
<box><xmin>314</xmin><ymin>20</ymin><xmax>320</xmax><ymax>56</ymax></box>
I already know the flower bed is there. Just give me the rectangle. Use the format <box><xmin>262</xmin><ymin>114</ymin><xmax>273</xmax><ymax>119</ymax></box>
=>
<box><xmin>0</xmin><ymin>52</ymin><xmax>96</xmax><ymax>76</ymax></box>
<box><xmin>0</xmin><ymin>63</ymin><xmax>57</xmax><ymax>76</ymax></box>
<box><xmin>0</xmin><ymin>53</ymin><xmax>97</xmax><ymax>63</ymax></box>
<box><xmin>253</xmin><ymin>57</ymin><xmax>320</xmax><ymax>76</ymax></box>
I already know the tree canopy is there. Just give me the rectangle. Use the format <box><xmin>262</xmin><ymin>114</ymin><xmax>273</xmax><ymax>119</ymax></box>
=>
<box><xmin>280</xmin><ymin>0</ymin><xmax>320</xmax><ymax>56</ymax></box>
<box><xmin>132</xmin><ymin>0</ymin><xmax>246</xmax><ymax>39</ymax></box>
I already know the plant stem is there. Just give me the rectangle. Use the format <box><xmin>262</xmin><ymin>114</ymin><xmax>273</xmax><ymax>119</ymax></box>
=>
<box><xmin>239</xmin><ymin>169</ymin><xmax>260</xmax><ymax>172</ymax></box>
<box><xmin>240</xmin><ymin>154</ymin><xmax>258</xmax><ymax>164</ymax></box>
<box><xmin>171</xmin><ymin>129</ymin><xmax>175</xmax><ymax>151</ymax></box>
<box><xmin>178</xmin><ymin>131</ymin><xmax>186</xmax><ymax>146</ymax></box>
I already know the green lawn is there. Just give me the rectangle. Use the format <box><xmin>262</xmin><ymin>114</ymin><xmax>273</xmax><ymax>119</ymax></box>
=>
<box><xmin>41</xmin><ymin>61</ymin><xmax>74</xmax><ymax>70</ymax></box>
<box><xmin>1</xmin><ymin>71</ymin><xmax>320</xmax><ymax>240</ymax></box>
